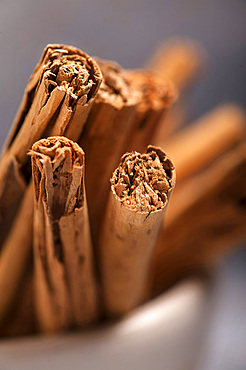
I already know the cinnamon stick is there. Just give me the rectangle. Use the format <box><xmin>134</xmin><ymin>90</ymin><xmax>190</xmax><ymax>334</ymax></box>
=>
<box><xmin>149</xmin><ymin>38</ymin><xmax>207</xmax><ymax>142</ymax></box>
<box><xmin>0</xmin><ymin>265</ymin><xmax>35</xmax><ymax>337</ymax></box>
<box><xmin>79</xmin><ymin>59</ymin><xmax>140</xmax><ymax>244</ymax></box>
<box><xmin>163</xmin><ymin>104</ymin><xmax>246</xmax><ymax>225</ymax></box>
<box><xmin>148</xmin><ymin>37</ymin><xmax>206</xmax><ymax>93</ymax></box>
<box><xmin>99</xmin><ymin>146</ymin><xmax>175</xmax><ymax>316</ymax></box>
<box><xmin>151</xmin><ymin>142</ymin><xmax>246</xmax><ymax>295</ymax></box>
<box><xmin>0</xmin><ymin>44</ymin><xmax>102</xmax><ymax>324</ymax></box>
<box><xmin>0</xmin><ymin>43</ymin><xmax>102</xmax><ymax>247</ymax></box>
<box><xmin>159</xmin><ymin>104</ymin><xmax>246</xmax><ymax>182</ymax></box>
<box><xmin>0</xmin><ymin>185</ymin><xmax>34</xmax><ymax>323</ymax></box>
<box><xmin>30</xmin><ymin>137</ymin><xmax>98</xmax><ymax>332</ymax></box>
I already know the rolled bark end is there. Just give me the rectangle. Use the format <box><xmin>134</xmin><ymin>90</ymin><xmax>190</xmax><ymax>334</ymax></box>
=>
<box><xmin>42</xmin><ymin>44</ymin><xmax>102</xmax><ymax>103</ymax></box>
<box><xmin>111</xmin><ymin>145</ymin><xmax>175</xmax><ymax>213</ymax></box>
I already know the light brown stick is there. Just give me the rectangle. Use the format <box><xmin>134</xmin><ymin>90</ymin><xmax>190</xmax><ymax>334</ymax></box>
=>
<box><xmin>100</xmin><ymin>146</ymin><xmax>175</xmax><ymax>316</ymax></box>
<box><xmin>0</xmin><ymin>43</ymin><xmax>102</xmax><ymax>247</ymax></box>
<box><xmin>151</xmin><ymin>142</ymin><xmax>246</xmax><ymax>295</ymax></box>
<box><xmin>148</xmin><ymin>37</ymin><xmax>206</xmax><ymax>93</ymax></box>
<box><xmin>159</xmin><ymin>104</ymin><xmax>246</xmax><ymax>182</ymax></box>
<box><xmin>79</xmin><ymin>59</ymin><xmax>141</xmax><ymax>244</ymax></box>
<box><xmin>31</xmin><ymin>137</ymin><xmax>98</xmax><ymax>333</ymax></box>
<box><xmin>149</xmin><ymin>38</ymin><xmax>207</xmax><ymax>142</ymax></box>
<box><xmin>0</xmin><ymin>44</ymin><xmax>102</xmax><ymax>326</ymax></box>
<box><xmin>157</xmin><ymin>104</ymin><xmax>245</xmax><ymax>226</ymax></box>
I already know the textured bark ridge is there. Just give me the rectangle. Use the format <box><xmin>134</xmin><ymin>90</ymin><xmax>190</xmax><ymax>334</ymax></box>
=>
<box><xmin>100</xmin><ymin>146</ymin><xmax>175</xmax><ymax>317</ymax></box>
<box><xmin>31</xmin><ymin>137</ymin><xmax>98</xmax><ymax>332</ymax></box>
<box><xmin>112</xmin><ymin>146</ymin><xmax>174</xmax><ymax>212</ymax></box>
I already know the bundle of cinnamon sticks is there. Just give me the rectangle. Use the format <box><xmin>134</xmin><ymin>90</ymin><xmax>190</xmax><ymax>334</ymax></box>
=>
<box><xmin>0</xmin><ymin>40</ymin><xmax>245</xmax><ymax>337</ymax></box>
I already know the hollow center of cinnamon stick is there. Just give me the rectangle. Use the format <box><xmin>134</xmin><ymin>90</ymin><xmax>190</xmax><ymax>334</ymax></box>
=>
<box><xmin>112</xmin><ymin>146</ymin><xmax>174</xmax><ymax>213</ymax></box>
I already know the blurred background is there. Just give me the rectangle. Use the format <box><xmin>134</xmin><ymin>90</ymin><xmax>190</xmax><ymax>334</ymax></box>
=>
<box><xmin>0</xmin><ymin>0</ymin><xmax>246</xmax><ymax>369</ymax></box>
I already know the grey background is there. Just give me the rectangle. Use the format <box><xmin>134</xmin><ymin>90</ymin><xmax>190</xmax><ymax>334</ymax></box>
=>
<box><xmin>0</xmin><ymin>1</ymin><xmax>246</xmax><ymax>369</ymax></box>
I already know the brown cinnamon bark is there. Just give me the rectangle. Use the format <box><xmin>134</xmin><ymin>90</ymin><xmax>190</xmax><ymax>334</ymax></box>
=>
<box><xmin>99</xmin><ymin>146</ymin><xmax>175</xmax><ymax>316</ymax></box>
<box><xmin>0</xmin><ymin>265</ymin><xmax>35</xmax><ymax>337</ymax></box>
<box><xmin>0</xmin><ymin>185</ymin><xmax>34</xmax><ymax>323</ymax></box>
<box><xmin>151</xmin><ymin>142</ymin><xmax>246</xmax><ymax>295</ymax></box>
<box><xmin>159</xmin><ymin>104</ymin><xmax>246</xmax><ymax>182</ymax></box>
<box><xmin>0</xmin><ymin>43</ymin><xmax>102</xmax><ymax>247</ymax></box>
<box><xmin>0</xmin><ymin>44</ymin><xmax>102</xmax><ymax>325</ymax></box>
<box><xmin>161</xmin><ymin>104</ymin><xmax>245</xmax><ymax>226</ymax></box>
<box><xmin>31</xmin><ymin>137</ymin><xmax>98</xmax><ymax>332</ymax></box>
<box><xmin>79</xmin><ymin>59</ymin><xmax>141</xmax><ymax>245</ymax></box>
<box><xmin>124</xmin><ymin>70</ymin><xmax>176</xmax><ymax>153</ymax></box>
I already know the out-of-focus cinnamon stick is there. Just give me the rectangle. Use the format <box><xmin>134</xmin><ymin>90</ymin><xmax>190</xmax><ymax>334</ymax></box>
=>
<box><xmin>150</xmin><ymin>104</ymin><xmax>245</xmax><ymax>294</ymax></box>
<box><xmin>31</xmin><ymin>137</ymin><xmax>98</xmax><ymax>333</ymax></box>
<box><xmin>99</xmin><ymin>146</ymin><xmax>175</xmax><ymax>316</ymax></box>
<box><xmin>151</xmin><ymin>142</ymin><xmax>246</xmax><ymax>295</ymax></box>
<box><xmin>163</xmin><ymin>104</ymin><xmax>246</xmax><ymax>224</ymax></box>
<box><xmin>148</xmin><ymin>38</ymin><xmax>206</xmax><ymax>93</ymax></box>
<box><xmin>0</xmin><ymin>266</ymin><xmax>35</xmax><ymax>337</ymax></box>
<box><xmin>148</xmin><ymin>38</ymin><xmax>207</xmax><ymax>142</ymax></box>
<box><xmin>0</xmin><ymin>185</ymin><xmax>34</xmax><ymax>323</ymax></box>
<box><xmin>159</xmin><ymin>104</ymin><xmax>246</xmax><ymax>182</ymax></box>
<box><xmin>0</xmin><ymin>44</ymin><xmax>102</xmax><ymax>325</ymax></box>
<box><xmin>124</xmin><ymin>70</ymin><xmax>176</xmax><ymax>153</ymax></box>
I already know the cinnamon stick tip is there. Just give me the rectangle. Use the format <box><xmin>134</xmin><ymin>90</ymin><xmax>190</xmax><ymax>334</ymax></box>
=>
<box><xmin>127</xmin><ymin>70</ymin><xmax>178</xmax><ymax>110</ymax></box>
<box><xmin>40</xmin><ymin>44</ymin><xmax>103</xmax><ymax>101</ymax></box>
<box><xmin>111</xmin><ymin>146</ymin><xmax>176</xmax><ymax>213</ymax></box>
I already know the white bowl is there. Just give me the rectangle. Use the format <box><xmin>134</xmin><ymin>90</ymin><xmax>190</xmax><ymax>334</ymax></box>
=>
<box><xmin>0</xmin><ymin>278</ymin><xmax>209</xmax><ymax>370</ymax></box>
